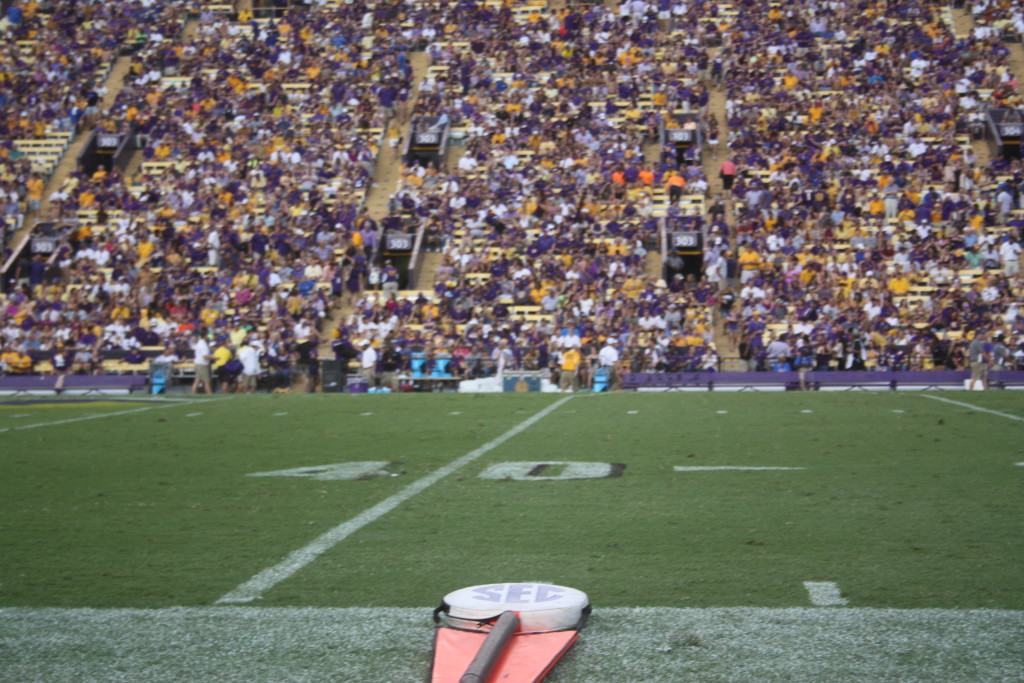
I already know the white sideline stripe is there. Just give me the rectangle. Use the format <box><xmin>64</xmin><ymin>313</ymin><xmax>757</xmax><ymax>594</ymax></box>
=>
<box><xmin>4</xmin><ymin>606</ymin><xmax>1022</xmax><ymax>682</ymax></box>
<box><xmin>804</xmin><ymin>582</ymin><xmax>848</xmax><ymax>606</ymax></box>
<box><xmin>919</xmin><ymin>394</ymin><xmax>1024</xmax><ymax>422</ymax></box>
<box><xmin>674</xmin><ymin>466</ymin><xmax>807</xmax><ymax>471</ymax></box>
<box><xmin>216</xmin><ymin>395</ymin><xmax>575</xmax><ymax>604</ymax></box>
<box><xmin>0</xmin><ymin>401</ymin><xmax>205</xmax><ymax>434</ymax></box>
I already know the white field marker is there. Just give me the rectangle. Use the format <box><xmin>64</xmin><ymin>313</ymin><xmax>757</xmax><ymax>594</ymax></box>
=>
<box><xmin>247</xmin><ymin>462</ymin><xmax>391</xmax><ymax>481</ymax></box>
<box><xmin>185</xmin><ymin>413</ymin><xmax>203</xmax><ymax>418</ymax></box>
<box><xmin>360</xmin><ymin>412</ymin><xmax>373</xmax><ymax>416</ymax></box>
<box><xmin>804</xmin><ymin>581</ymin><xmax>848</xmax><ymax>606</ymax></box>
<box><xmin>716</xmin><ymin>410</ymin><xmax>729</xmax><ymax>414</ymax></box>
<box><xmin>919</xmin><ymin>395</ymin><xmax>1023</xmax><ymax>422</ymax></box>
<box><xmin>1016</xmin><ymin>463</ymin><xmax>1024</xmax><ymax>467</ymax></box>
<box><xmin>273</xmin><ymin>412</ymin><xmax>288</xmax><ymax>417</ymax></box>
<box><xmin>627</xmin><ymin>410</ymin><xmax>639</xmax><ymax>414</ymax></box>
<box><xmin>216</xmin><ymin>396</ymin><xmax>575</xmax><ymax>604</ymax></box>
<box><xmin>892</xmin><ymin>410</ymin><xmax>904</xmax><ymax>414</ymax></box>
<box><xmin>674</xmin><ymin>466</ymin><xmax>806</xmax><ymax>472</ymax></box>
<box><xmin>449</xmin><ymin>411</ymin><xmax>462</xmax><ymax>415</ymax></box>
<box><xmin>0</xmin><ymin>401</ymin><xmax>211</xmax><ymax>434</ymax></box>
<box><xmin>800</xmin><ymin>409</ymin><xmax>814</xmax><ymax>413</ymax></box>
<box><xmin>11</xmin><ymin>414</ymin><xmax>29</xmax><ymax>418</ymax></box>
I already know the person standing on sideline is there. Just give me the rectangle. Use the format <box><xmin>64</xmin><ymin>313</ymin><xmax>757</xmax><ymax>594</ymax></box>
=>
<box><xmin>967</xmin><ymin>330</ymin><xmax>991</xmax><ymax>391</ymax></box>
<box><xmin>559</xmin><ymin>346</ymin><xmax>581</xmax><ymax>392</ymax></box>
<box><xmin>191</xmin><ymin>330</ymin><xmax>213</xmax><ymax>394</ymax></box>
<box><xmin>719</xmin><ymin>157</ymin><xmax>737</xmax><ymax>192</ymax></box>
<box><xmin>380</xmin><ymin>342</ymin><xmax>403</xmax><ymax>391</ymax></box>
<box><xmin>598</xmin><ymin>337</ymin><xmax>621</xmax><ymax>391</ymax></box>
<box><xmin>237</xmin><ymin>337</ymin><xmax>261</xmax><ymax>393</ymax></box>
<box><xmin>794</xmin><ymin>344</ymin><xmax>814</xmax><ymax>390</ymax></box>
<box><xmin>360</xmin><ymin>340</ymin><xmax>379</xmax><ymax>389</ymax></box>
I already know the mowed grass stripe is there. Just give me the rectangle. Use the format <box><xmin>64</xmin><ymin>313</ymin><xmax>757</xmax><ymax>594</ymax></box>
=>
<box><xmin>920</xmin><ymin>393</ymin><xmax>1024</xmax><ymax>422</ymax></box>
<box><xmin>216</xmin><ymin>396</ymin><xmax>574</xmax><ymax>603</ymax></box>
<box><xmin>0</xmin><ymin>395</ymin><xmax>566</xmax><ymax>607</ymax></box>
<box><xmin>0</xmin><ymin>400</ymin><xmax>208</xmax><ymax>433</ymax></box>
<box><xmin>1</xmin><ymin>606</ymin><xmax>1021</xmax><ymax>682</ymax></box>
<box><xmin>280</xmin><ymin>393</ymin><xmax>1024</xmax><ymax>609</ymax></box>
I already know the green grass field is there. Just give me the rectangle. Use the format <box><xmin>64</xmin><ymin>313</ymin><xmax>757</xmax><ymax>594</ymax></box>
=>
<box><xmin>1</xmin><ymin>392</ymin><xmax>1022</xmax><ymax>681</ymax></box>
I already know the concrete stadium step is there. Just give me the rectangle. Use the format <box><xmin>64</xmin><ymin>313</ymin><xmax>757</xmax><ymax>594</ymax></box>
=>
<box><xmin>643</xmin><ymin>250</ymin><xmax>662</xmax><ymax>281</ymax></box>
<box><xmin>415</xmin><ymin>251</ymin><xmax>443</xmax><ymax>290</ymax></box>
<box><xmin>362</xmin><ymin>51</ymin><xmax>430</xmax><ymax>220</ymax></box>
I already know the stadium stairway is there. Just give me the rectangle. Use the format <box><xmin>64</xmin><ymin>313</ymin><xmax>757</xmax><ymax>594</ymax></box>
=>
<box><xmin>8</xmin><ymin>54</ymin><xmax>135</xmax><ymax>250</ymax></box>
<box><xmin>316</xmin><ymin>51</ymin><xmax>432</xmax><ymax>365</ymax></box>
<box><xmin>703</xmin><ymin>48</ymin><xmax>737</xmax><ymax>370</ymax></box>
<box><xmin>957</xmin><ymin>6</ymin><xmax>1024</xmax><ymax>275</ymax></box>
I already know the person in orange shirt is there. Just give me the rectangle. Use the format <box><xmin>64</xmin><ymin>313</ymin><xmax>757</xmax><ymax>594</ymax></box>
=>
<box><xmin>666</xmin><ymin>172</ymin><xmax>686</xmax><ymax>201</ymax></box>
<box><xmin>638</xmin><ymin>168</ymin><xmax>654</xmax><ymax>186</ymax></box>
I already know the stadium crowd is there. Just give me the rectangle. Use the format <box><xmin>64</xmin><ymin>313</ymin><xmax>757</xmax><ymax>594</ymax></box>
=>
<box><xmin>0</xmin><ymin>0</ymin><xmax>1023</xmax><ymax>387</ymax></box>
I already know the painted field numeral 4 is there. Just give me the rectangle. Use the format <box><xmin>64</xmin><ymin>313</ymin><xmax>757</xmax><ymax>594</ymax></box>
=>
<box><xmin>246</xmin><ymin>462</ymin><xmax>394</xmax><ymax>481</ymax></box>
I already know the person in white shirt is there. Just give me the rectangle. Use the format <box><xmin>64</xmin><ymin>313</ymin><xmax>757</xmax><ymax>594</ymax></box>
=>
<box><xmin>598</xmin><ymin>337</ymin><xmax>621</xmax><ymax>391</ymax></box>
<box><xmin>154</xmin><ymin>345</ymin><xmax>180</xmax><ymax>364</ymax></box>
<box><xmin>360</xmin><ymin>341</ymin><xmax>379</xmax><ymax>388</ymax></box>
<box><xmin>237</xmin><ymin>339</ymin><xmax>261</xmax><ymax>393</ymax></box>
<box><xmin>191</xmin><ymin>332</ymin><xmax>213</xmax><ymax>394</ymax></box>
<box><xmin>999</xmin><ymin>236</ymin><xmax>1021</xmax><ymax>278</ymax></box>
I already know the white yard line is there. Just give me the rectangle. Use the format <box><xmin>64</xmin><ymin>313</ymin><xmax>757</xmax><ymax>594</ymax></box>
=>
<box><xmin>0</xmin><ymin>400</ymin><xmax>211</xmax><ymax>434</ymax></box>
<box><xmin>674</xmin><ymin>466</ymin><xmax>807</xmax><ymax>472</ymax></box>
<box><xmin>216</xmin><ymin>396</ymin><xmax>576</xmax><ymax>604</ymax></box>
<box><xmin>919</xmin><ymin>394</ymin><xmax>1023</xmax><ymax>422</ymax></box>
<box><xmin>804</xmin><ymin>582</ymin><xmax>848</xmax><ymax>606</ymax></box>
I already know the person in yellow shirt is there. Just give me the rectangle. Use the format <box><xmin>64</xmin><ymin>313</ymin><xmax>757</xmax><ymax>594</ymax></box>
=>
<box><xmin>559</xmin><ymin>347</ymin><xmax>581</xmax><ymax>392</ymax></box>
<box><xmin>1</xmin><ymin>346</ymin><xmax>32</xmax><ymax>374</ymax></box>
<box><xmin>888</xmin><ymin>270</ymin><xmax>911</xmax><ymax>296</ymax></box>
<box><xmin>738</xmin><ymin>245</ymin><xmax>763</xmax><ymax>283</ymax></box>
<box><xmin>211</xmin><ymin>337</ymin><xmax>234</xmax><ymax>390</ymax></box>
<box><xmin>868</xmin><ymin>193</ymin><xmax>884</xmax><ymax>217</ymax></box>
<box><xmin>26</xmin><ymin>174</ymin><xmax>44</xmax><ymax>212</ymax></box>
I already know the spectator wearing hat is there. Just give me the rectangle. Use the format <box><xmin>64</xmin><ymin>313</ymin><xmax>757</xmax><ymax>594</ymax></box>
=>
<box><xmin>598</xmin><ymin>337</ymin><xmax>621</xmax><ymax>391</ymax></box>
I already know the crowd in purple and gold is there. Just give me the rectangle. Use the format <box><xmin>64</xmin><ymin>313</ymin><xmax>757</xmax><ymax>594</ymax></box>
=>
<box><xmin>2</xmin><ymin>0</ymin><xmax>1023</xmax><ymax>382</ymax></box>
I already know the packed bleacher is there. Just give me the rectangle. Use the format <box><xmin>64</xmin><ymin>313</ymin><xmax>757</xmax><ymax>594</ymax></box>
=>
<box><xmin>1</xmin><ymin>0</ymin><xmax>1023</xmax><ymax>389</ymax></box>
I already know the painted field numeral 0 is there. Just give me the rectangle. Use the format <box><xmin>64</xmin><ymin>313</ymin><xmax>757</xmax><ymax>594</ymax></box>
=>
<box><xmin>477</xmin><ymin>461</ymin><xmax>625</xmax><ymax>480</ymax></box>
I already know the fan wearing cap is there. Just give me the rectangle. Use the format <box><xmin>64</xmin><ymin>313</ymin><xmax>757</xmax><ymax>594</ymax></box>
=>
<box><xmin>598</xmin><ymin>336</ymin><xmax>621</xmax><ymax>391</ymax></box>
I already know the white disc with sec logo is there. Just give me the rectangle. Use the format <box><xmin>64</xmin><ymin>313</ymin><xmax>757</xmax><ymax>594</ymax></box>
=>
<box><xmin>441</xmin><ymin>583</ymin><xmax>589</xmax><ymax>633</ymax></box>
